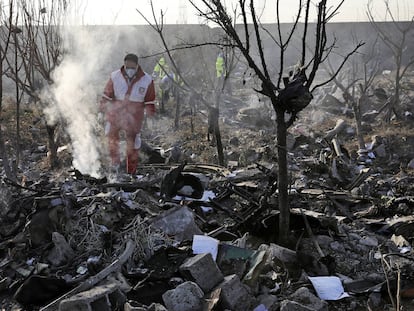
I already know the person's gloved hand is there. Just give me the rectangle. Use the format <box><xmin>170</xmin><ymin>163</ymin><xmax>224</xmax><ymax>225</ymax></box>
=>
<box><xmin>145</xmin><ymin>103</ymin><xmax>156</xmax><ymax>117</ymax></box>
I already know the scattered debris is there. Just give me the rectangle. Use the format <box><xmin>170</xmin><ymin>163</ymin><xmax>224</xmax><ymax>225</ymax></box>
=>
<box><xmin>1</xmin><ymin>79</ymin><xmax>414</xmax><ymax>310</ymax></box>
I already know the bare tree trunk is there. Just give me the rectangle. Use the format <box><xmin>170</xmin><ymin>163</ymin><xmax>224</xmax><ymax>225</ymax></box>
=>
<box><xmin>1</xmin><ymin>0</ymin><xmax>68</xmax><ymax>171</ymax></box>
<box><xmin>0</xmin><ymin>127</ymin><xmax>14</xmax><ymax>180</ymax></box>
<box><xmin>208</xmin><ymin>106</ymin><xmax>224</xmax><ymax>166</ymax></box>
<box><xmin>190</xmin><ymin>101</ymin><xmax>194</xmax><ymax>134</ymax></box>
<box><xmin>160</xmin><ymin>89</ymin><xmax>167</xmax><ymax>114</ymax></box>
<box><xmin>276</xmin><ymin>107</ymin><xmax>289</xmax><ymax>244</ymax></box>
<box><xmin>353</xmin><ymin>99</ymin><xmax>365</xmax><ymax>150</ymax></box>
<box><xmin>215</xmin><ymin>122</ymin><xmax>224</xmax><ymax>166</ymax></box>
<box><xmin>391</xmin><ymin>64</ymin><xmax>401</xmax><ymax>122</ymax></box>
<box><xmin>208</xmin><ymin>75</ymin><xmax>225</xmax><ymax>166</ymax></box>
<box><xmin>13</xmin><ymin>32</ymin><xmax>20</xmax><ymax>172</ymax></box>
<box><xmin>368</xmin><ymin>4</ymin><xmax>414</xmax><ymax>123</ymax></box>
<box><xmin>174</xmin><ymin>88</ymin><xmax>180</xmax><ymax>130</ymax></box>
<box><xmin>0</xmin><ymin>53</ymin><xmax>14</xmax><ymax>180</ymax></box>
<box><xmin>46</xmin><ymin>124</ymin><xmax>59</xmax><ymax>168</ymax></box>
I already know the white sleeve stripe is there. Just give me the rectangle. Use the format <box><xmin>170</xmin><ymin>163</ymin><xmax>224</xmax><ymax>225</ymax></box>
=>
<box><xmin>145</xmin><ymin>101</ymin><xmax>155</xmax><ymax>105</ymax></box>
<box><xmin>102</xmin><ymin>94</ymin><xmax>112</xmax><ymax>100</ymax></box>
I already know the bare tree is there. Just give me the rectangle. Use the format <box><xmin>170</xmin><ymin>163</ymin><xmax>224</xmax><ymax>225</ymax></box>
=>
<box><xmin>325</xmin><ymin>36</ymin><xmax>380</xmax><ymax>151</ymax></box>
<box><xmin>137</xmin><ymin>3</ymin><xmax>241</xmax><ymax>166</ymax></box>
<box><xmin>2</xmin><ymin>0</ymin><xmax>68</xmax><ymax>168</ymax></box>
<box><xmin>367</xmin><ymin>0</ymin><xmax>414</xmax><ymax>122</ymax></box>
<box><xmin>0</xmin><ymin>1</ymin><xmax>15</xmax><ymax>180</ymax></box>
<box><xmin>188</xmin><ymin>0</ymin><xmax>363</xmax><ymax>243</ymax></box>
<box><xmin>9</xmin><ymin>11</ymin><xmax>24</xmax><ymax>173</ymax></box>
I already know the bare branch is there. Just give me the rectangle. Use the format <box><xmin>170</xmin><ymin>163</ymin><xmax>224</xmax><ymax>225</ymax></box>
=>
<box><xmin>194</xmin><ymin>0</ymin><xmax>276</xmax><ymax>98</ymax></box>
<box><xmin>239</xmin><ymin>0</ymin><xmax>250</xmax><ymax>52</ymax></box>
<box><xmin>301</xmin><ymin>0</ymin><xmax>311</xmax><ymax>66</ymax></box>
<box><xmin>311</xmin><ymin>42</ymin><xmax>365</xmax><ymax>91</ymax></box>
<box><xmin>306</xmin><ymin>0</ymin><xmax>326</xmax><ymax>87</ymax></box>
<box><xmin>325</xmin><ymin>0</ymin><xmax>345</xmax><ymax>22</ymax></box>
<box><xmin>250</xmin><ymin>0</ymin><xmax>271</xmax><ymax>82</ymax></box>
<box><xmin>276</xmin><ymin>0</ymin><xmax>303</xmax><ymax>88</ymax></box>
<box><xmin>400</xmin><ymin>57</ymin><xmax>414</xmax><ymax>78</ymax></box>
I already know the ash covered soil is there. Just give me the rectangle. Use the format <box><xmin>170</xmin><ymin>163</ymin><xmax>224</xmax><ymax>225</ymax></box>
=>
<box><xmin>0</xmin><ymin>85</ymin><xmax>414</xmax><ymax>311</ymax></box>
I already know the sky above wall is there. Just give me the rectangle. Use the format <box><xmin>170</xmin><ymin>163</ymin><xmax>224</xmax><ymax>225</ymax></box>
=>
<box><xmin>70</xmin><ymin>0</ymin><xmax>413</xmax><ymax>25</ymax></box>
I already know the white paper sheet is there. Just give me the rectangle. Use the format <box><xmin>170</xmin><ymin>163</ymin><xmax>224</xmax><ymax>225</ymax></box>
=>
<box><xmin>308</xmin><ymin>276</ymin><xmax>350</xmax><ymax>300</ymax></box>
<box><xmin>192</xmin><ymin>235</ymin><xmax>219</xmax><ymax>261</ymax></box>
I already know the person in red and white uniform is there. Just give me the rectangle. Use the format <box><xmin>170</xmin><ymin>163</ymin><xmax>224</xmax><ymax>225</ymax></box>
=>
<box><xmin>100</xmin><ymin>53</ymin><xmax>156</xmax><ymax>174</ymax></box>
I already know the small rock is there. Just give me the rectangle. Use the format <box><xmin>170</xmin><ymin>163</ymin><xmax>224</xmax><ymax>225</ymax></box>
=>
<box><xmin>407</xmin><ymin>158</ymin><xmax>414</xmax><ymax>169</ymax></box>
<box><xmin>179</xmin><ymin>253</ymin><xmax>224</xmax><ymax>292</ymax></box>
<box><xmin>289</xmin><ymin>287</ymin><xmax>328</xmax><ymax>311</ymax></box>
<box><xmin>59</xmin><ymin>283</ymin><xmax>125</xmax><ymax>311</ymax></box>
<box><xmin>330</xmin><ymin>241</ymin><xmax>345</xmax><ymax>253</ymax></box>
<box><xmin>162</xmin><ymin>281</ymin><xmax>204</xmax><ymax>311</ymax></box>
<box><xmin>373</xmin><ymin>144</ymin><xmax>386</xmax><ymax>158</ymax></box>
<box><xmin>218</xmin><ymin>274</ymin><xmax>256</xmax><ymax>311</ymax></box>
<box><xmin>315</xmin><ymin>235</ymin><xmax>334</xmax><ymax>248</ymax></box>
<box><xmin>229</xmin><ymin>137</ymin><xmax>240</xmax><ymax>146</ymax></box>
<box><xmin>260</xmin><ymin>243</ymin><xmax>297</xmax><ymax>264</ymax></box>
<box><xmin>107</xmin><ymin>271</ymin><xmax>132</xmax><ymax>292</ymax></box>
<box><xmin>359</xmin><ymin>236</ymin><xmax>378</xmax><ymax>247</ymax></box>
<box><xmin>367</xmin><ymin>292</ymin><xmax>384</xmax><ymax>311</ymax></box>
<box><xmin>151</xmin><ymin>206</ymin><xmax>202</xmax><ymax>242</ymax></box>
<box><xmin>348</xmin><ymin>233</ymin><xmax>361</xmax><ymax>241</ymax></box>
<box><xmin>355</xmin><ymin>244</ymin><xmax>369</xmax><ymax>254</ymax></box>
<box><xmin>36</xmin><ymin>145</ymin><xmax>47</xmax><ymax>153</ymax></box>
<box><xmin>47</xmin><ymin>232</ymin><xmax>74</xmax><ymax>266</ymax></box>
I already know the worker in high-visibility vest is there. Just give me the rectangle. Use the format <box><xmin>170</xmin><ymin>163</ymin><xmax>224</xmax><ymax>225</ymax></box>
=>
<box><xmin>215</xmin><ymin>52</ymin><xmax>232</xmax><ymax>95</ymax></box>
<box><xmin>153</xmin><ymin>56</ymin><xmax>170</xmax><ymax>113</ymax></box>
<box><xmin>152</xmin><ymin>56</ymin><xmax>169</xmax><ymax>80</ymax></box>
<box><xmin>216</xmin><ymin>52</ymin><xmax>225</xmax><ymax>79</ymax></box>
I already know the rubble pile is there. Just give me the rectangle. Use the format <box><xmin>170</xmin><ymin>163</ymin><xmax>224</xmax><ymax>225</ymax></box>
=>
<box><xmin>0</xmin><ymin>90</ymin><xmax>414</xmax><ymax>310</ymax></box>
<box><xmin>0</xmin><ymin>146</ymin><xmax>413</xmax><ymax>310</ymax></box>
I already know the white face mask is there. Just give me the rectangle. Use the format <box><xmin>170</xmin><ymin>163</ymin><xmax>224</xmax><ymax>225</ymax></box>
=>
<box><xmin>126</xmin><ymin>68</ymin><xmax>136</xmax><ymax>78</ymax></box>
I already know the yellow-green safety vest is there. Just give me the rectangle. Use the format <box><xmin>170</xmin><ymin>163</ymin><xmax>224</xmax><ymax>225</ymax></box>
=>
<box><xmin>153</xmin><ymin>57</ymin><xmax>169</xmax><ymax>79</ymax></box>
<box><xmin>216</xmin><ymin>55</ymin><xmax>225</xmax><ymax>78</ymax></box>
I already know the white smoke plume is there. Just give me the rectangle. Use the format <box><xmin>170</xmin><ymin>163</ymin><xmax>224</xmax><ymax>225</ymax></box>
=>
<box><xmin>43</xmin><ymin>26</ymin><xmax>117</xmax><ymax>177</ymax></box>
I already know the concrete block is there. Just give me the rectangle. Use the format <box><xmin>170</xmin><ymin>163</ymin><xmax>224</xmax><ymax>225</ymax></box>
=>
<box><xmin>47</xmin><ymin>232</ymin><xmax>75</xmax><ymax>266</ymax></box>
<box><xmin>289</xmin><ymin>287</ymin><xmax>328</xmax><ymax>311</ymax></box>
<box><xmin>162</xmin><ymin>281</ymin><xmax>204</xmax><ymax>311</ymax></box>
<box><xmin>59</xmin><ymin>283</ymin><xmax>125</xmax><ymax>311</ymax></box>
<box><xmin>179</xmin><ymin>253</ymin><xmax>223</xmax><ymax>292</ymax></box>
<box><xmin>151</xmin><ymin>206</ymin><xmax>202</xmax><ymax>242</ymax></box>
<box><xmin>218</xmin><ymin>274</ymin><xmax>255</xmax><ymax>311</ymax></box>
